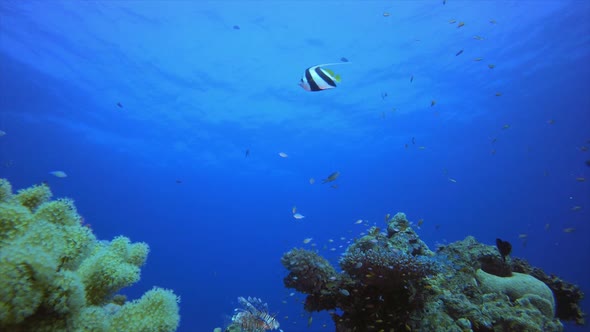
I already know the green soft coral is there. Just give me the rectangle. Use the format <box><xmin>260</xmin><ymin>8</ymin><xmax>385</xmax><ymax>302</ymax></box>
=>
<box><xmin>0</xmin><ymin>179</ymin><xmax>180</xmax><ymax>331</ymax></box>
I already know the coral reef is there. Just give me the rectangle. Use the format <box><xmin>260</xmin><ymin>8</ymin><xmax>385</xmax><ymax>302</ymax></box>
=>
<box><xmin>0</xmin><ymin>179</ymin><xmax>180</xmax><ymax>331</ymax></box>
<box><xmin>281</xmin><ymin>212</ymin><xmax>586</xmax><ymax>331</ymax></box>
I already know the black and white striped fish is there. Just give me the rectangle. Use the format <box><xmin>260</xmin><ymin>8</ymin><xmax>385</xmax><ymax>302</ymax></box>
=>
<box><xmin>299</xmin><ymin>63</ymin><xmax>349</xmax><ymax>92</ymax></box>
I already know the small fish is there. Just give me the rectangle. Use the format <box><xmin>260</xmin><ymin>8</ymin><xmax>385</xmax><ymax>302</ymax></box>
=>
<box><xmin>309</xmin><ymin>178</ymin><xmax>315</xmax><ymax>184</ymax></box>
<box><xmin>418</xmin><ymin>146</ymin><xmax>426</xmax><ymax>150</ymax></box>
<box><xmin>293</xmin><ymin>213</ymin><xmax>305</xmax><ymax>220</ymax></box>
<box><xmin>233</xmin><ymin>25</ymin><xmax>240</xmax><ymax>30</ymax></box>
<box><xmin>546</xmin><ymin>119</ymin><xmax>555</xmax><ymax>125</ymax></box>
<box><xmin>502</xmin><ymin>124</ymin><xmax>510</xmax><ymax>130</ymax></box>
<box><xmin>580</xmin><ymin>146</ymin><xmax>588</xmax><ymax>152</ymax></box>
<box><xmin>518</xmin><ymin>233</ymin><xmax>528</xmax><ymax>239</ymax></box>
<box><xmin>571</xmin><ymin>206</ymin><xmax>582</xmax><ymax>211</ymax></box>
<box><xmin>330</xmin><ymin>184</ymin><xmax>339</xmax><ymax>189</ymax></box>
<box><xmin>449</xmin><ymin>19</ymin><xmax>457</xmax><ymax>24</ymax></box>
<box><xmin>417</xmin><ymin>219</ymin><xmax>424</xmax><ymax>227</ymax></box>
<box><xmin>292</xmin><ymin>206</ymin><xmax>297</xmax><ymax>214</ymax></box>
<box><xmin>488</xmin><ymin>64</ymin><xmax>496</xmax><ymax>69</ymax></box>
<box><xmin>448</xmin><ymin>178</ymin><xmax>457</xmax><ymax>183</ymax></box>
<box><xmin>586</xmin><ymin>160</ymin><xmax>590</xmax><ymax>167</ymax></box>
<box><xmin>328</xmin><ymin>239</ymin><xmax>334</xmax><ymax>243</ymax></box>
<box><xmin>544</xmin><ymin>223</ymin><xmax>550</xmax><ymax>231</ymax></box>
<box><xmin>340</xmin><ymin>57</ymin><xmax>349</xmax><ymax>62</ymax></box>
<box><xmin>383</xmin><ymin>12</ymin><xmax>391</xmax><ymax>17</ymax></box>
<box><xmin>175</xmin><ymin>179</ymin><xmax>182</xmax><ymax>184</ymax></box>
<box><xmin>299</xmin><ymin>63</ymin><xmax>349</xmax><ymax>92</ymax></box>
<box><xmin>412</xmin><ymin>137</ymin><xmax>416</xmax><ymax>145</ymax></box>
<box><xmin>355</xmin><ymin>219</ymin><xmax>363</xmax><ymax>224</ymax></box>
<box><xmin>245</xmin><ymin>149</ymin><xmax>250</xmax><ymax>158</ymax></box>
<box><xmin>455</xmin><ymin>49</ymin><xmax>464</xmax><ymax>56</ymax></box>
<box><xmin>563</xmin><ymin>227</ymin><xmax>576</xmax><ymax>233</ymax></box>
<box><xmin>278</xmin><ymin>152</ymin><xmax>288</xmax><ymax>158</ymax></box>
<box><xmin>431</xmin><ymin>100</ymin><xmax>436</xmax><ymax>107</ymax></box>
<box><xmin>495</xmin><ymin>92</ymin><xmax>502</xmax><ymax>97</ymax></box>
<box><xmin>339</xmin><ymin>289</ymin><xmax>350</xmax><ymax>296</ymax></box>
<box><xmin>410</xmin><ymin>75</ymin><xmax>414</xmax><ymax>82</ymax></box>
<box><xmin>457</xmin><ymin>22</ymin><xmax>465</xmax><ymax>28</ymax></box>
<box><xmin>0</xmin><ymin>130</ymin><xmax>6</xmax><ymax>137</ymax></box>
<box><xmin>443</xmin><ymin>0</ymin><xmax>446</xmax><ymax>4</ymax></box>
<box><xmin>576</xmin><ymin>177</ymin><xmax>586</xmax><ymax>182</ymax></box>
<box><xmin>49</xmin><ymin>171</ymin><xmax>67</xmax><ymax>178</ymax></box>
<box><xmin>116</xmin><ymin>102</ymin><xmax>123</xmax><ymax>108</ymax></box>
<box><xmin>473</xmin><ymin>57</ymin><xmax>483</xmax><ymax>61</ymax></box>
<box><xmin>308</xmin><ymin>315</ymin><xmax>313</xmax><ymax>327</ymax></box>
<box><xmin>303</xmin><ymin>237</ymin><xmax>313</xmax><ymax>244</ymax></box>
<box><xmin>322</xmin><ymin>171</ymin><xmax>340</xmax><ymax>183</ymax></box>
<box><xmin>489</xmin><ymin>19</ymin><xmax>497</xmax><ymax>24</ymax></box>
<box><xmin>381</xmin><ymin>92</ymin><xmax>388</xmax><ymax>100</ymax></box>
<box><xmin>496</xmin><ymin>238</ymin><xmax>512</xmax><ymax>262</ymax></box>
<box><xmin>473</xmin><ymin>35</ymin><xmax>484</xmax><ymax>40</ymax></box>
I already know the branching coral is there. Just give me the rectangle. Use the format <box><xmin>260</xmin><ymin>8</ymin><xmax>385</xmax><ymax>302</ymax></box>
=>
<box><xmin>0</xmin><ymin>179</ymin><xmax>180</xmax><ymax>331</ymax></box>
<box><xmin>281</xmin><ymin>214</ymin><xmax>441</xmax><ymax>331</ymax></box>
<box><xmin>281</xmin><ymin>248</ymin><xmax>337</xmax><ymax>294</ymax></box>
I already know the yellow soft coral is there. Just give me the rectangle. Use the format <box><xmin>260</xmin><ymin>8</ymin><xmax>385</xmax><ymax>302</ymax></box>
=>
<box><xmin>0</xmin><ymin>246</ymin><xmax>57</xmax><ymax>325</ymax></box>
<box><xmin>0</xmin><ymin>178</ymin><xmax>12</xmax><ymax>202</ymax></box>
<box><xmin>0</xmin><ymin>203</ymin><xmax>34</xmax><ymax>245</ymax></box>
<box><xmin>78</xmin><ymin>236</ymin><xmax>149</xmax><ymax>305</ymax></box>
<box><xmin>111</xmin><ymin>287</ymin><xmax>180</xmax><ymax>332</ymax></box>
<box><xmin>34</xmin><ymin>198</ymin><xmax>81</xmax><ymax>226</ymax></box>
<box><xmin>15</xmin><ymin>183</ymin><xmax>52</xmax><ymax>211</ymax></box>
<box><xmin>0</xmin><ymin>179</ymin><xmax>180</xmax><ymax>331</ymax></box>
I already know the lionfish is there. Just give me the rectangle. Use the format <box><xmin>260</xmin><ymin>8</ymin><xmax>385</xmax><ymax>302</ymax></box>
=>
<box><xmin>232</xmin><ymin>296</ymin><xmax>281</xmax><ymax>332</ymax></box>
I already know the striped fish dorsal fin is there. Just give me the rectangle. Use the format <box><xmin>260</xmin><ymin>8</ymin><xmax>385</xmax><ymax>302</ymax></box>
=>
<box><xmin>319</xmin><ymin>62</ymin><xmax>350</xmax><ymax>80</ymax></box>
<box><xmin>322</xmin><ymin>69</ymin><xmax>342</xmax><ymax>83</ymax></box>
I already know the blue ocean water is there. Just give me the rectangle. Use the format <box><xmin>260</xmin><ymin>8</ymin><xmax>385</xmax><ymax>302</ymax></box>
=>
<box><xmin>0</xmin><ymin>1</ymin><xmax>589</xmax><ymax>331</ymax></box>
